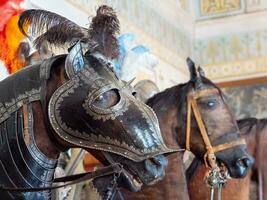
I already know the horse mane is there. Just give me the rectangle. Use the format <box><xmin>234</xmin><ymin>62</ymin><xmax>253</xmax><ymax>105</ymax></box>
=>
<box><xmin>237</xmin><ymin>118</ymin><xmax>258</xmax><ymax>136</ymax></box>
<box><xmin>18</xmin><ymin>5</ymin><xmax>120</xmax><ymax>59</ymax></box>
<box><xmin>147</xmin><ymin>84</ymin><xmax>187</xmax><ymax>109</ymax></box>
<box><xmin>238</xmin><ymin>118</ymin><xmax>267</xmax><ymax>136</ymax></box>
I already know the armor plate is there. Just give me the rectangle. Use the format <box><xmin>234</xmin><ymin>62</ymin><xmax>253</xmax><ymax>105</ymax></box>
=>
<box><xmin>49</xmin><ymin>53</ymin><xmax>174</xmax><ymax>162</ymax></box>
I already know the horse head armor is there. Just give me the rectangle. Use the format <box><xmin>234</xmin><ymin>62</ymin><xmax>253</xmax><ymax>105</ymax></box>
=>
<box><xmin>49</xmin><ymin>41</ymin><xmax>175</xmax><ymax>162</ymax></box>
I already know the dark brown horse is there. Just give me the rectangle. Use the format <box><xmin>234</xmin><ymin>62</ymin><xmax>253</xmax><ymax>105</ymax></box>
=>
<box><xmin>187</xmin><ymin>118</ymin><xmax>267</xmax><ymax>200</ymax></box>
<box><xmin>85</xmin><ymin>59</ymin><xmax>254</xmax><ymax>200</ymax></box>
<box><xmin>0</xmin><ymin>6</ymin><xmax>175</xmax><ymax>200</ymax></box>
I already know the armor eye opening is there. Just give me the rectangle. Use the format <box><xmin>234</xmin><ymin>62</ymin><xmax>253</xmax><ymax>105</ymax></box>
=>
<box><xmin>92</xmin><ymin>89</ymin><xmax>120</xmax><ymax>109</ymax></box>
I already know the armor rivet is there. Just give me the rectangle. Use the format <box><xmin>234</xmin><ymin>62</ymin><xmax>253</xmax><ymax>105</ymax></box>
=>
<box><xmin>108</xmin><ymin>147</ymin><xmax>111</xmax><ymax>150</ymax></box>
<box><xmin>79</xmin><ymin>141</ymin><xmax>82</xmax><ymax>144</ymax></box>
<box><xmin>124</xmin><ymin>152</ymin><xmax>127</xmax><ymax>154</ymax></box>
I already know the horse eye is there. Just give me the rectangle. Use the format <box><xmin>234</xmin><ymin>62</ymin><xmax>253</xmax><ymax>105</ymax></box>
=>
<box><xmin>207</xmin><ymin>100</ymin><xmax>217</xmax><ymax>109</ymax></box>
<box><xmin>92</xmin><ymin>89</ymin><xmax>120</xmax><ymax>109</ymax></box>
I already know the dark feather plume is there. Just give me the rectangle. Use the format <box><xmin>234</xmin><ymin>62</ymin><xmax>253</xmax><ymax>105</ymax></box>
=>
<box><xmin>18</xmin><ymin>9</ymin><xmax>88</xmax><ymax>49</ymax></box>
<box><xmin>33</xmin><ymin>25</ymin><xmax>88</xmax><ymax>49</ymax></box>
<box><xmin>88</xmin><ymin>5</ymin><xmax>120</xmax><ymax>59</ymax></box>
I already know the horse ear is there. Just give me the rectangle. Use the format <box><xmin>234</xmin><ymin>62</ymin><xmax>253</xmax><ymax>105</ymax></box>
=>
<box><xmin>197</xmin><ymin>66</ymin><xmax>205</xmax><ymax>77</ymax></box>
<box><xmin>186</xmin><ymin>57</ymin><xmax>197</xmax><ymax>80</ymax></box>
<box><xmin>65</xmin><ymin>41</ymin><xmax>85</xmax><ymax>78</ymax></box>
<box><xmin>16</xmin><ymin>42</ymin><xmax>31</xmax><ymax>63</ymax></box>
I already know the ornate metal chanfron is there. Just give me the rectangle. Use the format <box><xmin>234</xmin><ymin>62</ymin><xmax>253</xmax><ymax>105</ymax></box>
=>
<box><xmin>48</xmin><ymin>42</ymin><xmax>175</xmax><ymax>162</ymax></box>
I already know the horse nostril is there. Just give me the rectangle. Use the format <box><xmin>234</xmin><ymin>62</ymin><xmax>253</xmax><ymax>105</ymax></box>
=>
<box><xmin>145</xmin><ymin>155</ymin><xmax>168</xmax><ymax>172</ymax></box>
<box><xmin>236</xmin><ymin>159</ymin><xmax>246</xmax><ymax>167</ymax></box>
<box><xmin>151</xmin><ymin>155</ymin><xmax>168</xmax><ymax>167</ymax></box>
<box><xmin>236</xmin><ymin>156</ymin><xmax>254</xmax><ymax>168</ymax></box>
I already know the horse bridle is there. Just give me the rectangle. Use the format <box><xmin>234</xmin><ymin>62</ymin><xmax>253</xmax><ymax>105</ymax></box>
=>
<box><xmin>0</xmin><ymin>163</ymin><xmax>123</xmax><ymax>193</ymax></box>
<box><xmin>185</xmin><ymin>88</ymin><xmax>246</xmax><ymax>169</ymax></box>
<box><xmin>185</xmin><ymin>88</ymin><xmax>246</xmax><ymax>200</ymax></box>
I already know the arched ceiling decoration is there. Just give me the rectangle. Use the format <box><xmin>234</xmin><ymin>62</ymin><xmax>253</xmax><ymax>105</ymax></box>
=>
<box><xmin>192</xmin><ymin>0</ymin><xmax>267</xmax><ymax>82</ymax></box>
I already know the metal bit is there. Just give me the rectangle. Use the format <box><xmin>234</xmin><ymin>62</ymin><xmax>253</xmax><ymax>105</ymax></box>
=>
<box><xmin>217</xmin><ymin>183</ymin><xmax>222</xmax><ymax>200</ymax></box>
<box><xmin>210</xmin><ymin>186</ymin><xmax>215</xmax><ymax>200</ymax></box>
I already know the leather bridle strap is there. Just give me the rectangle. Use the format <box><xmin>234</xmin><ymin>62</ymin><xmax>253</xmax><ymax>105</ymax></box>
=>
<box><xmin>0</xmin><ymin>163</ymin><xmax>122</xmax><ymax>193</ymax></box>
<box><xmin>186</xmin><ymin>88</ymin><xmax>246</xmax><ymax>169</ymax></box>
<box><xmin>212</xmin><ymin>139</ymin><xmax>246</xmax><ymax>153</ymax></box>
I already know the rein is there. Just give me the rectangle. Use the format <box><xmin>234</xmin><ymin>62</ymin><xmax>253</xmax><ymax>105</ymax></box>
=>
<box><xmin>0</xmin><ymin>163</ymin><xmax>122</xmax><ymax>193</ymax></box>
<box><xmin>185</xmin><ymin>88</ymin><xmax>246</xmax><ymax>200</ymax></box>
<box><xmin>102</xmin><ymin>152</ymin><xmax>124</xmax><ymax>200</ymax></box>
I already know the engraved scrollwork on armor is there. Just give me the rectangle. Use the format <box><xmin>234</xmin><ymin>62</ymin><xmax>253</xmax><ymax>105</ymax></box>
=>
<box><xmin>78</xmin><ymin>67</ymin><xmax>99</xmax><ymax>85</ymax></box>
<box><xmin>0</xmin><ymin>103</ymin><xmax>5</xmax><ymax>117</ymax></box>
<box><xmin>50</xmin><ymin>95</ymin><xmax>171</xmax><ymax>161</ymax></box>
<box><xmin>140</xmin><ymin>100</ymin><xmax>164</xmax><ymax>146</ymax></box>
<box><xmin>27</xmin><ymin>104</ymin><xmax>57</xmax><ymax>170</ymax></box>
<box><xmin>48</xmin><ymin>70</ymin><xmax>174</xmax><ymax>161</ymax></box>
<box><xmin>22</xmin><ymin>104</ymin><xmax>57</xmax><ymax>199</ymax></box>
<box><xmin>50</xmin><ymin>105</ymin><xmax>145</xmax><ymax>157</ymax></box>
<box><xmin>65</xmin><ymin>41</ymin><xmax>86</xmax><ymax>78</ymax></box>
<box><xmin>0</xmin><ymin>105</ymin><xmax>57</xmax><ymax>200</ymax></box>
<box><xmin>48</xmin><ymin>48</ymin><xmax>174</xmax><ymax>162</ymax></box>
<box><xmin>0</xmin><ymin>88</ymin><xmax>41</xmax><ymax>124</ymax></box>
<box><xmin>82</xmin><ymin>84</ymin><xmax>129</xmax><ymax>121</ymax></box>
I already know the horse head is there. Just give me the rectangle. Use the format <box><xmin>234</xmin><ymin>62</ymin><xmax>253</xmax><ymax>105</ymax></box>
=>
<box><xmin>184</xmin><ymin>58</ymin><xmax>253</xmax><ymax>178</ymax></box>
<box><xmin>18</xmin><ymin>5</ymin><xmax>175</xmax><ymax>192</ymax></box>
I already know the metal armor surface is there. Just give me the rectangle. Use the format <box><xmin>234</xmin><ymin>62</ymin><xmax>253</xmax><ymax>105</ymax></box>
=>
<box><xmin>0</xmin><ymin>55</ymin><xmax>65</xmax><ymax>125</ymax></box>
<box><xmin>0</xmin><ymin>106</ymin><xmax>57</xmax><ymax>200</ymax></box>
<box><xmin>0</xmin><ymin>56</ymin><xmax>63</xmax><ymax>200</ymax></box>
<box><xmin>48</xmin><ymin>42</ymin><xmax>174</xmax><ymax>162</ymax></box>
